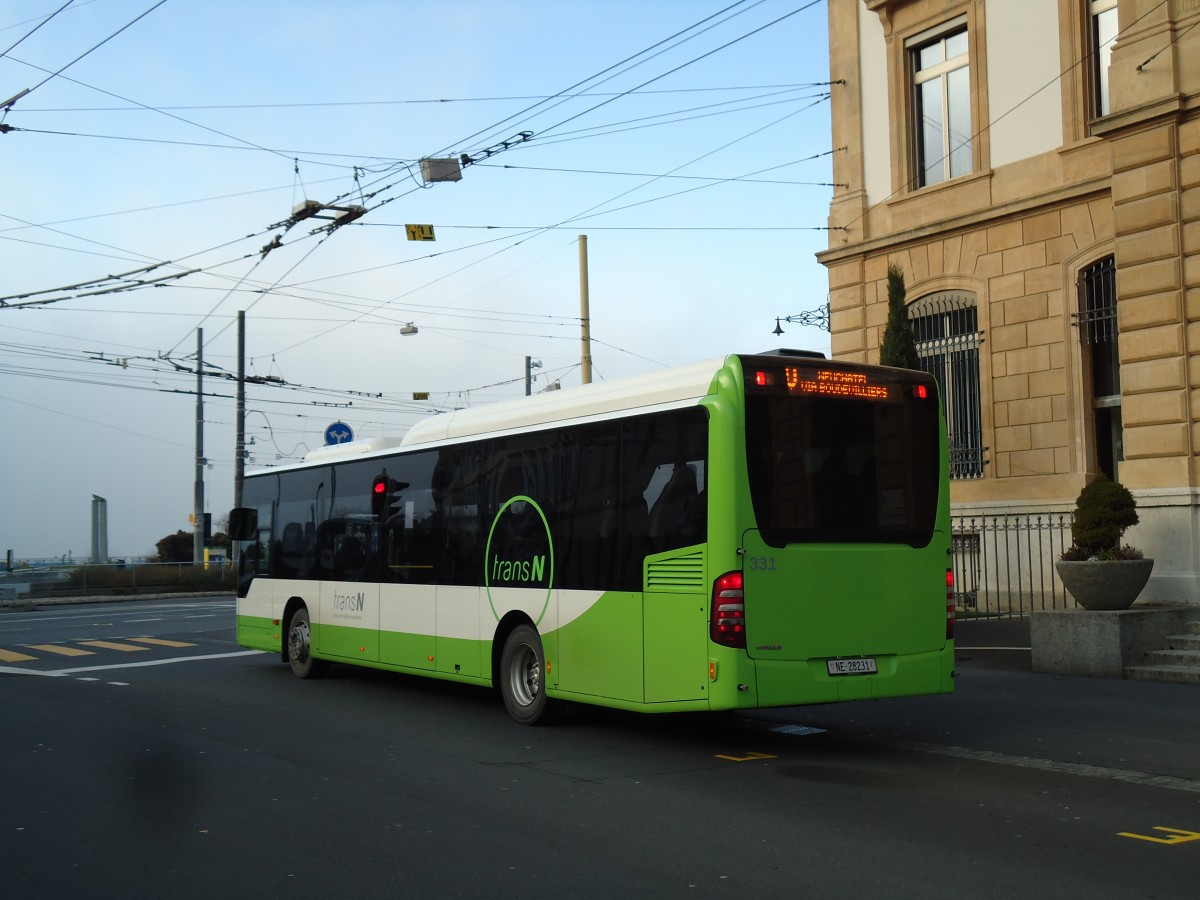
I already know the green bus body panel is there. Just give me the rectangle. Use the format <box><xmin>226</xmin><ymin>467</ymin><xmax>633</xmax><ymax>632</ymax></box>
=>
<box><xmin>312</xmin><ymin>622</ymin><xmax>377</xmax><ymax>664</ymax></box>
<box><xmin>643</xmin><ymin>590</ymin><xmax>708</xmax><ymax>702</ymax></box>
<box><xmin>552</xmin><ymin>591</ymin><xmax>644</xmax><ymax>702</ymax></box>
<box><xmin>379</xmin><ymin>628</ymin><xmax>435</xmax><ymax>672</ymax></box>
<box><xmin>642</xmin><ymin>546</ymin><xmax>708</xmax><ymax>702</ymax></box>
<box><xmin>237</xmin><ymin>615</ymin><xmax>278</xmax><ymax>653</ymax></box>
<box><xmin>435</xmin><ymin>634</ymin><xmax>483</xmax><ymax>679</ymax></box>
<box><xmin>742</xmin><ymin>529</ymin><xmax>948</xmax><ymax>661</ymax></box>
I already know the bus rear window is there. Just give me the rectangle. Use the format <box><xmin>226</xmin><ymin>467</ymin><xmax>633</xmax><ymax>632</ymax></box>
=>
<box><xmin>743</xmin><ymin>360</ymin><xmax>940</xmax><ymax>546</ymax></box>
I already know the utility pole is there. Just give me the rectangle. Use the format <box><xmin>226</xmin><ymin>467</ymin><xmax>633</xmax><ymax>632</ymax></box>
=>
<box><xmin>235</xmin><ymin>312</ymin><xmax>246</xmax><ymax>506</ymax></box>
<box><xmin>579</xmin><ymin>234</ymin><xmax>592</xmax><ymax>384</ymax></box>
<box><xmin>193</xmin><ymin>328</ymin><xmax>205</xmax><ymax>566</ymax></box>
<box><xmin>525</xmin><ymin>356</ymin><xmax>542</xmax><ymax>396</ymax></box>
<box><xmin>233</xmin><ymin>311</ymin><xmax>245</xmax><ymax>567</ymax></box>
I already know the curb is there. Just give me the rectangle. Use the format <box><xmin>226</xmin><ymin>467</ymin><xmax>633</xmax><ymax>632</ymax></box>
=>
<box><xmin>1</xmin><ymin>591</ymin><xmax>233</xmax><ymax>610</ymax></box>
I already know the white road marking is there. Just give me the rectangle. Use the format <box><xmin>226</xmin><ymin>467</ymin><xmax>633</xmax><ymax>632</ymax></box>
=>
<box><xmin>0</xmin><ymin>649</ymin><xmax>264</xmax><ymax>677</ymax></box>
<box><xmin>893</xmin><ymin>740</ymin><xmax>1200</xmax><ymax>796</ymax></box>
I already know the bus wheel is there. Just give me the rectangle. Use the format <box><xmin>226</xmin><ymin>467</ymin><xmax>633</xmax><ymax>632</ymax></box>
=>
<box><xmin>287</xmin><ymin>607</ymin><xmax>324</xmax><ymax>679</ymax></box>
<box><xmin>500</xmin><ymin>624</ymin><xmax>550</xmax><ymax>725</ymax></box>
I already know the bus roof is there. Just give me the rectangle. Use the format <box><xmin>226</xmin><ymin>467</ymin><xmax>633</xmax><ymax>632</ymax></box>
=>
<box><xmin>399</xmin><ymin>356</ymin><xmax>727</xmax><ymax>447</ymax></box>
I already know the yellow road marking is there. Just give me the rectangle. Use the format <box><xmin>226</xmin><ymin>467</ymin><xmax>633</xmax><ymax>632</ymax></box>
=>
<box><xmin>129</xmin><ymin>638</ymin><xmax>196</xmax><ymax>648</ymax></box>
<box><xmin>0</xmin><ymin>648</ymin><xmax>38</xmax><ymax>662</ymax></box>
<box><xmin>25</xmin><ymin>644</ymin><xmax>95</xmax><ymax>657</ymax></box>
<box><xmin>1118</xmin><ymin>827</ymin><xmax>1200</xmax><ymax>845</ymax></box>
<box><xmin>715</xmin><ymin>752</ymin><xmax>778</xmax><ymax>762</ymax></box>
<box><xmin>77</xmin><ymin>640</ymin><xmax>150</xmax><ymax>652</ymax></box>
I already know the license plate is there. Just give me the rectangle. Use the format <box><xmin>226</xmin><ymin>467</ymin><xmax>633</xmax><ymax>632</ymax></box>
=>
<box><xmin>826</xmin><ymin>657</ymin><xmax>877</xmax><ymax>676</ymax></box>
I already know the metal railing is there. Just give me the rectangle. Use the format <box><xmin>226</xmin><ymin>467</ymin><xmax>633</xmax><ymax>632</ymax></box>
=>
<box><xmin>951</xmin><ymin>512</ymin><xmax>1075</xmax><ymax>618</ymax></box>
<box><xmin>4</xmin><ymin>561</ymin><xmax>234</xmax><ymax>600</ymax></box>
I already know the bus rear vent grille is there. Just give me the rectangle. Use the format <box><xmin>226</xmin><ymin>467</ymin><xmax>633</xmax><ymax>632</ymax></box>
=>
<box><xmin>645</xmin><ymin>549</ymin><xmax>705</xmax><ymax>592</ymax></box>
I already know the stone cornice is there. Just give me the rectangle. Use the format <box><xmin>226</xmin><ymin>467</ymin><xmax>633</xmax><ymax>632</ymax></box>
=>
<box><xmin>817</xmin><ymin>175</ymin><xmax>1112</xmax><ymax>265</ymax></box>
<box><xmin>1090</xmin><ymin>91</ymin><xmax>1200</xmax><ymax>138</ymax></box>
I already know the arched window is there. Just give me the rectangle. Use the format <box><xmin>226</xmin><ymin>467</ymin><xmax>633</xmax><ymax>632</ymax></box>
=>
<box><xmin>1074</xmin><ymin>256</ymin><xmax>1121</xmax><ymax>479</ymax></box>
<box><xmin>909</xmin><ymin>291</ymin><xmax>984</xmax><ymax>479</ymax></box>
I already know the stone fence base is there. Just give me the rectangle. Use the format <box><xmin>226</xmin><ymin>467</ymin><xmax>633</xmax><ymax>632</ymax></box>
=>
<box><xmin>1030</xmin><ymin>606</ymin><xmax>1200</xmax><ymax>678</ymax></box>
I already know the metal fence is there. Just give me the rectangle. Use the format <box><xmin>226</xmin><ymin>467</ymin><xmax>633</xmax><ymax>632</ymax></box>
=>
<box><xmin>3</xmin><ymin>561</ymin><xmax>234</xmax><ymax>601</ymax></box>
<box><xmin>951</xmin><ymin>512</ymin><xmax>1075</xmax><ymax>618</ymax></box>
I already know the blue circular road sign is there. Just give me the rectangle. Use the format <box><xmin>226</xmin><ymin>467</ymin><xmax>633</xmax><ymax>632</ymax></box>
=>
<box><xmin>324</xmin><ymin>421</ymin><xmax>354</xmax><ymax>445</ymax></box>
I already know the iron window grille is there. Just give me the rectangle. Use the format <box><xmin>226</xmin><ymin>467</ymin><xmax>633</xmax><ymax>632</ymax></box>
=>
<box><xmin>910</xmin><ymin>291</ymin><xmax>986</xmax><ymax>479</ymax></box>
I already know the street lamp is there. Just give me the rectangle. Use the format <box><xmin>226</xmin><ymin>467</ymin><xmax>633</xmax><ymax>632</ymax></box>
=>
<box><xmin>771</xmin><ymin>300</ymin><xmax>831</xmax><ymax>334</ymax></box>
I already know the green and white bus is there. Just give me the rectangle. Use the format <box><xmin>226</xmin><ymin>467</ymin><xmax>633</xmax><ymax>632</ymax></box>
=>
<box><xmin>229</xmin><ymin>350</ymin><xmax>955</xmax><ymax>724</ymax></box>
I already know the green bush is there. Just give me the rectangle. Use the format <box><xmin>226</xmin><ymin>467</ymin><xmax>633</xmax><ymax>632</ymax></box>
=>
<box><xmin>1063</xmin><ymin>473</ymin><xmax>1140</xmax><ymax>560</ymax></box>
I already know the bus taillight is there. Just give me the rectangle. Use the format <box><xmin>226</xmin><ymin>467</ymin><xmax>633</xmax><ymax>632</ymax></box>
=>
<box><xmin>711</xmin><ymin>571</ymin><xmax>746</xmax><ymax>648</ymax></box>
<box><xmin>946</xmin><ymin>568</ymin><xmax>955</xmax><ymax>640</ymax></box>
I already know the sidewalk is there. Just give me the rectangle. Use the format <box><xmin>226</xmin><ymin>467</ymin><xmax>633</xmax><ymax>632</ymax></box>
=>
<box><xmin>954</xmin><ymin>616</ymin><xmax>1032</xmax><ymax>672</ymax></box>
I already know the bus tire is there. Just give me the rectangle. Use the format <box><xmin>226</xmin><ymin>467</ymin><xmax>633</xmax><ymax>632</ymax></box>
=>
<box><xmin>500</xmin><ymin>624</ymin><xmax>550</xmax><ymax>725</ymax></box>
<box><xmin>287</xmin><ymin>607</ymin><xmax>324</xmax><ymax>679</ymax></box>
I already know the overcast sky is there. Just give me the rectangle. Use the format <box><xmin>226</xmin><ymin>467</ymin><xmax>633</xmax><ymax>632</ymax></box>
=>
<box><xmin>1</xmin><ymin>0</ymin><xmax>834</xmax><ymax>560</ymax></box>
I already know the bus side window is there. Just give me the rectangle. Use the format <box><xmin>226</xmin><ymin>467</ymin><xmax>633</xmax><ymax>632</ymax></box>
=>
<box><xmin>381</xmin><ymin>450</ymin><xmax>439</xmax><ymax>585</ymax></box>
<box><xmin>278</xmin><ymin>521</ymin><xmax>308</xmax><ymax>578</ymax></box>
<box><xmin>557</xmin><ymin>425</ymin><xmax>621</xmax><ymax>589</ymax></box>
<box><xmin>629</xmin><ymin>407</ymin><xmax>708</xmax><ymax>557</ymax></box>
<box><xmin>648</xmin><ymin>463</ymin><xmax>701</xmax><ymax>551</ymax></box>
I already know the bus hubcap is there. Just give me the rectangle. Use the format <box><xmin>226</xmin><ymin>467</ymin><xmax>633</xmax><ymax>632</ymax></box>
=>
<box><xmin>289</xmin><ymin>621</ymin><xmax>310</xmax><ymax>663</ymax></box>
<box><xmin>510</xmin><ymin>645</ymin><xmax>540</xmax><ymax>706</ymax></box>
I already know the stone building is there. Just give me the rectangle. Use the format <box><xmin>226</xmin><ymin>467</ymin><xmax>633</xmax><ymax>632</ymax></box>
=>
<box><xmin>817</xmin><ymin>0</ymin><xmax>1200</xmax><ymax>603</ymax></box>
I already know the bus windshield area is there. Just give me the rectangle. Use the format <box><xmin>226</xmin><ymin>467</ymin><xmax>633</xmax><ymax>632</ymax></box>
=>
<box><xmin>742</xmin><ymin>358</ymin><xmax>940</xmax><ymax>547</ymax></box>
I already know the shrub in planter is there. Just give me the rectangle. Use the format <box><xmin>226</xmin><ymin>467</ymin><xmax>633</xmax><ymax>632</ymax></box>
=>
<box><xmin>1056</xmin><ymin>473</ymin><xmax>1151</xmax><ymax>609</ymax></box>
<box><xmin>1061</xmin><ymin>473</ymin><xmax>1140</xmax><ymax>560</ymax></box>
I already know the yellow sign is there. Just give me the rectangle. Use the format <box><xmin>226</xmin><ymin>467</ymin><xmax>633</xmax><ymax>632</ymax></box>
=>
<box><xmin>406</xmin><ymin>224</ymin><xmax>436</xmax><ymax>241</ymax></box>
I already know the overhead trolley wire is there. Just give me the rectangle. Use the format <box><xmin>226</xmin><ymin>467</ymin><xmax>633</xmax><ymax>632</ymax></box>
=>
<box><xmin>10</xmin><ymin>1</ymin><xmax>169</xmax><ymax>105</ymax></box>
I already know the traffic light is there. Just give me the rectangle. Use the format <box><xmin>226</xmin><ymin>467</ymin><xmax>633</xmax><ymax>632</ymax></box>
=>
<box><xmin>371</xmin><ymin>473</ymin><xmax>411</xmax><ymax>521</ymax></box>
<box><xmin>372</xmin><ymin>475</ymin><xmax>390</xmax><ymax>520</ymax></box>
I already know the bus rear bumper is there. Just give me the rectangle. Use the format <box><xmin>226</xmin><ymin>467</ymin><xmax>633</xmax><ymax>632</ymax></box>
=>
<box><xmin>747</xmin><ymin>645</ymin><xmax>955</xmax><ymax>708</ymax></box>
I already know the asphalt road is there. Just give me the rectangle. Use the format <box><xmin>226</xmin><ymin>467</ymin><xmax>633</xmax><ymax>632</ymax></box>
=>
<box><xmin>2</xmin><ymin>598</ymin><xmax>1197</xmax><ymax>899</ymax></box>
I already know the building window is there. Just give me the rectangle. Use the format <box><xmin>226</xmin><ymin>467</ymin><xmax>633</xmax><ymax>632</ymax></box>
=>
<box><xmin>911</xmin><ymin>21</ymin><xmax>972</xmax><ymax>187</ymax></box>
<box><xmin>1074</xmin><ymin>256</ymin><xmax>1121</xmax><ymax>480</ymax></box>
<box><xmin>910</xmin><ymin>291</ymin><xmax>984</xmax><ymax>479</ymax></box>
<box><xmin>1090</xmin><ymin>0</ymin><xmax>1118</xmax><ymax>117</ymax></box>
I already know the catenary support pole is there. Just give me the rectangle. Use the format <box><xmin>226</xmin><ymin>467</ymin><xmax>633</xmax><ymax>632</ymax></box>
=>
<box><xmin>193</xmin><ymin>328</ymin><xmax>205</xmax><ymax>566</ymax></box>
<box><xmin>579</xmin><ymin>234</ymin><xmax>592</xmax><ymax>384</ymax></box>
<box><xmin>233</xmin><ymin>311</ymin><xmax>245</xmax><ymax>567</ymax></box>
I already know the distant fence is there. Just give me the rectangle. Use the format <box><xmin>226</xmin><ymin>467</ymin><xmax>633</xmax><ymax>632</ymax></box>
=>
<box><xmin>4</xmin><ymin>561</ymin><xmax>234</xmax><ymax>600</ymax></box>
<box><xmin>951</xmin><ymin>512</ymin><xmax>1075</xmax><ymax>618</ymax></box>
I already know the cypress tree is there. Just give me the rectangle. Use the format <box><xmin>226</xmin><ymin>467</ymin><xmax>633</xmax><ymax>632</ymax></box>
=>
<box><xmin>879</xmin><ymin>263</ymin><xmax>919</xmax><ymax>369</ymax></box>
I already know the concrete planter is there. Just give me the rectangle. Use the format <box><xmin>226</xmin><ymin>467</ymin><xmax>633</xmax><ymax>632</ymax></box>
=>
<box><xmin>1054</xmin><ymin>558</ymin><xmax>1154</xmax><ymax>610</ymax></box>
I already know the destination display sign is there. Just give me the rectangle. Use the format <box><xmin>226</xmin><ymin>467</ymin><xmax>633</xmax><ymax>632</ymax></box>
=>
<box><xmin>750</xmin><ymin>365</ymin><xmax>897</xmax><ymax>401</ymax></box>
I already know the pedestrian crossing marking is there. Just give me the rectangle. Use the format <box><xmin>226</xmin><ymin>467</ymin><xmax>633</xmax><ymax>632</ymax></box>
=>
<box><xmin>25</xmin><ymin>644</ymin><xmax>95</xmax><ymax>657</ymax></box>
<box><xmin>0</xmin><ymin>648</ymin><xmax>37</xmax><ymax>663</ymax></box>
<box><xmin>77</xmin><ymin>640</ymin><xmax>151</xmax><ymax>652</ymax></box>
<box><xmin>2</xmin><ymin>637</ymin><xmax>200</xmax><ymax>663</ymax></box>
